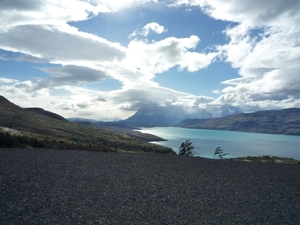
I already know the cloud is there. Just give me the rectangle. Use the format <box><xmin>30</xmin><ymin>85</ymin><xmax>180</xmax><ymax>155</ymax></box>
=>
<box><xmin>0</xmin><ymin>0</ymin><xmax>218</xmax><ymax>120</ymax></box>
<box><xmin>171</xmin><ymin>0</ymin><xmax>300</xmax><ymax>110</ymax></box>
<box><xmin>129</xmin><ymin>22</ymin><xmax>168</xmax><ymax>38</ymax></box>
<box><xmin>89</xmin><ymin>0</ymin><xmax>159</xmax><ymax>12</ymax></box>
<box><xmin>112</xmin><ymin>85</ymin><xmax>193</xmax><ymax>110</ymax></box>
<box><xmin>0</xmin><ymin>81</ymin><xmax>117</xmax><ymax>119</ymax></box>
<box><xmin>125</xmin><ymin>35</ymin><xmax>217</xmax><ymax>73</ymax></box>
<box><xmin>0</xmin><ymin>78</ymin><xmax>18</xmax><ymax>84</ymax></box>
<box><xmin>14</xmin><ymin>54</ymin><xmax>48</xmax><ymax>64</ymax></box>
<box><xmin>170</xmin><ymin>0</ymin><xmax>300</xmax><ymax>26</ymax></box>
<box><xmin>36</xmin><ymin>65</ymin><xmax>111</xmax><ymax>89</ymax></box>
<box><xmin>0</xmin><ymin>24</ymin><xmax>126</xmax><ymax>64</ymax></box>
<box><xmin>0</xmin><ymin>2</ymin><xmax>215</xmax><ymax>90</ymax></box>
<box><xmin>199</xmin><ymin>0</ymin><xmax>299</xmax><ymax>27</ymax></box>
<box><xmin>112</xmin><ymin>86</ymin><xmax>209</xmax><ymax>120</ymax></box>
<box><xmin>1</xmin><ymin>64</ymin><xmax>112</xmax><ymax>95</ymax></box>
<box><xmin>1</xmin><ymin>76</ymin><xmax>194</xmax><ymax>120</ymax></box>
<box><xmin>192</xmin><ymin>95</ymin><xmax>215</xmax><ymax>106</ymax></box>
<box><xmin>0</xmin><ymin>0</ymin><xmax>110</xmax><ymax>30</ymax></box>
<box><xmin>2</xmin><ymin>0</ymin><xmax>299</xmax><ymax>120</ymax></box>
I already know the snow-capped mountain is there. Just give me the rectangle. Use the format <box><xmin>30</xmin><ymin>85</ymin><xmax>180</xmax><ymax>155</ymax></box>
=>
<box><xmin>125</xmin><ymin>108</ymin><xmax>172</xmax><ymax>125</ymax></box>
<box><xmin>205</xmin><ymin>106</ymin><xmax>244</xmax><ymax>118</ymax></box>
<box><xmin>124</xmin><ymin>105</ymin><xmax>243</xmax><ymax>126</ymax></box>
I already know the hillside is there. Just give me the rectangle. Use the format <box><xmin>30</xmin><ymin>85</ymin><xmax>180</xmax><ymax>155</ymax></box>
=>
<box><xmin>177</xmin><ymin>108</ymin><xmax>300</xmax><ymax>135</ymax></box>
<box><xmin>0</xmin><ymin>96</ymin><xmax>174</xmax><ymax>154</ymax></box>
<box><xmin>26</xmin><ymin>107</ymin><xmax>67</xmax><ymax>121</ymax></box>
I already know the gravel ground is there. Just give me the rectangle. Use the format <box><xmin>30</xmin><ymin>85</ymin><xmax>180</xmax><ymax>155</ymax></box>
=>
<box><xmin>1</xmin><ymin>148</ymin><xmax>300</xmax><ymax>225</ymax></box>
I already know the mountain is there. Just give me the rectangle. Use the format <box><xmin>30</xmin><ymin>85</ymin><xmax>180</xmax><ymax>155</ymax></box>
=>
<box><xmin>177</xmin><ymin>108</ymin><xmax>300</xmax><ymax>135</ymax></box>
<box><xmin>123</xmin><ymin>105</ymin><xmax>243</xmax><ymax>126</ymax></box>
<box><xmin>0</xmin><ymin>96</ymin><xmax>78</xmax><ymax>136</ymax></box>
<box><xmin>206</xmin><ymin>105</ymin><xmax>244</xmax><ymax>117</ymax></box>
<box><xmin>124</xmin><ymin>108</ymin><xmax>178</xmax><ymax>126</ymax></box>
<box><xmin>26</xmin><ymin>107</ymin><xmax>67</xmax><ymax>121</ymax></box>
<box><xmin>0</xmin><ymin>96</ymin><xmax>174</xmax><ymax>154</ymax></box>
<box><xmin>67</xmin><ymin>117</ymin><xmax>98</xmax><ymax>123</ymax></box>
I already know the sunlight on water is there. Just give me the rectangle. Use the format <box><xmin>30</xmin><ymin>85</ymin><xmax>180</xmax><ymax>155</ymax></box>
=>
<box><xmin>139</xmin><ymin>127</ymin><xmax>300</xmax><ymax>159</ymax></box>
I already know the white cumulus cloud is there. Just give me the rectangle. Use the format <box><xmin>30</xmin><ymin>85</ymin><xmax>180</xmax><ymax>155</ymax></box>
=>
<box><xmin>172</xmin><ymin>0</ymin><xmax>300</xmax><ymax>110</ymax></box>
<box><xmin>129</xmin><ymin>22</ymin><xmax>168</xmax><ymax>38</ymax></box>
<box><xmin>2</xmin><ymin>0</ymin><xmax>298</xmax><ymax>120</ymax></box>
<box><xmin>125</xmin><ymin>35</ymin><xmax>217</xmax><ymax>73</ymax></box>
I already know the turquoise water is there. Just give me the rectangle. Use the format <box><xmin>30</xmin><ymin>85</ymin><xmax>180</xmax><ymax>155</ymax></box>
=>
<box><xmin>139</xmin><ymin>127</ymin><xmax>300</xmax><ymax>159</ymax></box>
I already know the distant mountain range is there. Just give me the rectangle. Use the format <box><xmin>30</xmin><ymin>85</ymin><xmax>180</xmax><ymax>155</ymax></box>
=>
<box><xmin>176</xmin><ymin>108</ymin><xmax>300</xmax><ymax>135</ymax></box>
<box><xmin>123</xmin><ymin>105</ymin><xmax>244</xmax><ymax>126</ymax></box>
<box><xmin>7</xmin><ymin>92</ymin><xmax>295</xmax><ymax>136</ymax></box>
<box><xmin>88</xmin><ymin>106</ymin><xmax>300</xmax><ymax>136</ymax></box>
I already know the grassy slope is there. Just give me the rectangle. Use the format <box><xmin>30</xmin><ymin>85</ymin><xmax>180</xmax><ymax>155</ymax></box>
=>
<box><xmin>0</xmin><ymin>96</ymin><xmax>175</xmax><ymax>154</ymax></box>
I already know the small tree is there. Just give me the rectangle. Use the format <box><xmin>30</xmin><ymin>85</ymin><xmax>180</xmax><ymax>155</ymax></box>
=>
<box><xmin>214</xmin><ymin>147</ymin><xmax>228</xmax><ymax>159</ymax></box>
<box><xmin>178</xmin><ymin>139</ymin><xmax>194</xmax><ymax>156</ymax></box>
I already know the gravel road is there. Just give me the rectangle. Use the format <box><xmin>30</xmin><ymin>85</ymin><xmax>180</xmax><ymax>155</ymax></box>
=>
<box><xmin>1</xmin><ymin>148</ymin><xmax>300</xmax><ymax>224</ymax></box>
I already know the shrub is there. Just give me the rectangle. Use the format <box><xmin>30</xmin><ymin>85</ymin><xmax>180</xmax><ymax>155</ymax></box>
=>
<box><xmin>214</xmin><ymin>147</ymin><xmax>228</xmax><ymax>159</ymax></box>
<box><xmin>178</xmin><ymin>139</ymin><xmax>194</xmax><ymax>156</ymax></box>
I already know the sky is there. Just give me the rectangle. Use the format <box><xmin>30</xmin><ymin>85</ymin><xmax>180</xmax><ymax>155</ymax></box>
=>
<box><xmin>0</xmin><ymin>0</ymin><xmax>300</xmax><ymax>120</ymax></box>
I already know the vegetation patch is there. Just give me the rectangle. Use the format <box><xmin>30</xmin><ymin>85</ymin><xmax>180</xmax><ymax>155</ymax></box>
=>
<box><xmin>232</xmin><ymin>155</ymin><xmax>300</xmax><ymax>164</ymax></box>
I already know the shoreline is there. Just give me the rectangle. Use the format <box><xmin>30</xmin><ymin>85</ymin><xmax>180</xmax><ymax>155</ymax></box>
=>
<box><xmin>137</xmin><ymin>127</ymin><xmax>300</xmax><ymax>160</ymax></box>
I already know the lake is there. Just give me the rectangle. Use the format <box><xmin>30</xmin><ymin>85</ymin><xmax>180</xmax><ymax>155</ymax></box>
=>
<box><xmin>138</xmin><ymin>127</ymin><xmax>300</xmax><ymax>159</ymax></box>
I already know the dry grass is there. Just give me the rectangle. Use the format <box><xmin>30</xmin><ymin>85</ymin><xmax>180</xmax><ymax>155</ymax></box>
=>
<box><xmin>232</xmin><ymin>155</ymin><xmax>300</xmax><ymax>164</ymax></box>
